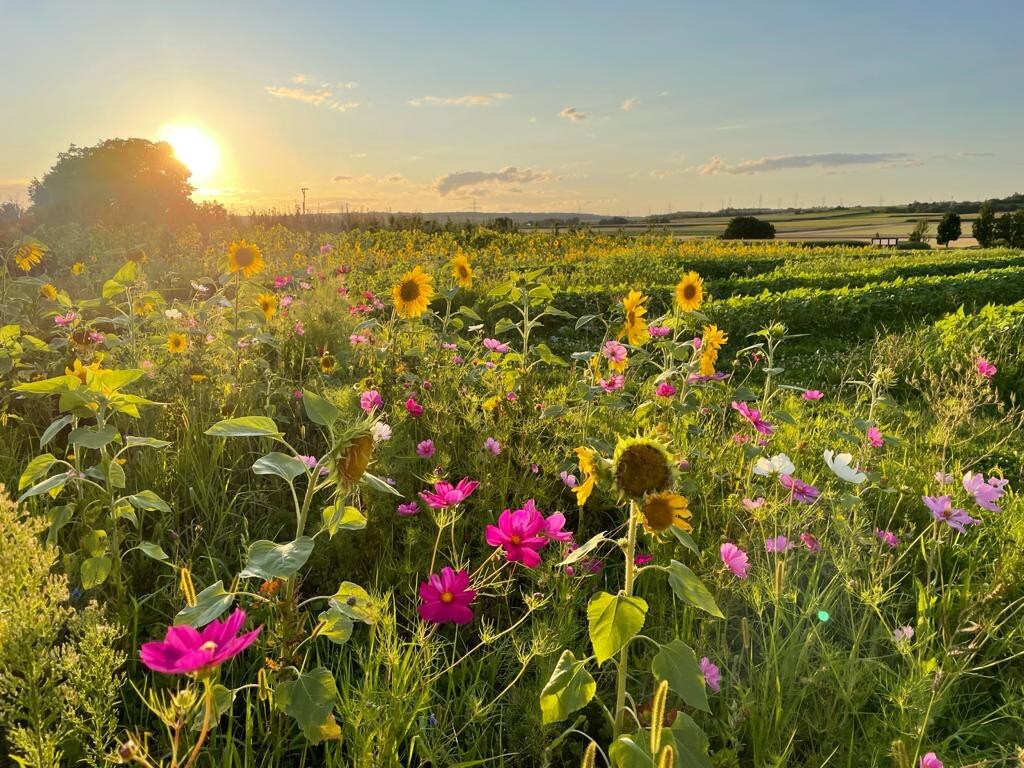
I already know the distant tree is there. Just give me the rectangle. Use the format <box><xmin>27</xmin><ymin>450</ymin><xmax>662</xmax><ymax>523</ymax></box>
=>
<box><xmin>936</xmin><ymin>211</ymin><xmax>961</xmax><ymax>247</ymax></box>
<box><xmin>491</xmin><ymin>216</ymin><xmax>517</xmax><ymax>233</ymax></box>
<box><xmin>907</xmin><ymin>219</ymin><xmax>930</xmax><ymax>243</ymax></box>
<box><xmin>28</xmin><ymin>138</ymin><xmax>197</xmax><ymax>226</ymax></box>
<box><xmin>722</xmin><ymin>216</ymin><xmax>775</xmax><ymax>240</ymax></box>
<box><xmin>972</xmin><ymin>202</ymin><xmax>996</xmax><ymax>247</ymax></box>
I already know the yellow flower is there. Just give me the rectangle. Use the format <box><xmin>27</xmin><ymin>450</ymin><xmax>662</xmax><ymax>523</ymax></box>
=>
<box><xmin>71</xmin><ymin>262</ymin><xmax>85</xmax><ymax>276</ymax></box>
<box><xmin>675</xmin><ymin>272</ymin><xmax>704</xmax><ymax>312</ymax></box>
<box><xmin>613</xmin><ymin>436</ymin><xmax>675</xmax><ymax>500</ymax></box>
<box><xmin>701</xmin><ymin>324</ymin><xmax>728</xmax><ymax>353</ymax></box>
<box><xmin>699</xmin><ymin>348</ymin><xmax>717</xmax><ymax>377</ymax></box>
<box><xmin>13</xmin><ymin>240</ymin><xmax>45</xmax><ymax>272</ymax></box>
<box><xmin>227</xmin><ymin>240</ymin><xmax>265</xmax><ymax>278</ymax></box>
<box><xmin>65</xmin><ymin>359</ymin><xmax>102</xmax><ymax>384</ymax></box>
<box><xmin>39</xmin><ymin>283</ymin><xmax>58</xmax><ymax>300</ymax></box>
<box><xmin>167</xmin><ymin>332</ymin><xmax>188</xmax><ymax>354</ymax></box>
<box><xmin>392</xmin><ymin>265</ymin><xmax>434</xmax><ymax>318</ymax></box>
<box><xmin>452</xmin><ymin>255</ymin><xmax>473</xmax><ymax>288</ymax></box>
<box><xmin>330</xmin><ymin>425</ymin><xmax>375</xmax><ymax>488</ymax></box>
<box><xmin>620</xmin><ymin>290</ymin><xmax>650</xmax><ymax>346</ymax></box>
<box><xmin>256</xmin><ymin>292</ymin><xmax>278</xmax><ymax>321</ymax></box>
<box><xmin>639</xmin><ymin>492</ymin><xmax>692</xmax><ymax>534</ymax></box>
<box><xmin>320</xmin><ymin>353</ymin><xmax>337</xmax><ymax>374</ymax></box>
<box><xmin>574</xmin><ymin>446</ymin><xmax>599</xmax><ymax>507</ymax></box>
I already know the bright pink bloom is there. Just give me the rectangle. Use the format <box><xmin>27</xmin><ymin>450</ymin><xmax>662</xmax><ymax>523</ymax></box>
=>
<box><xmin>634</xmin><ymin>553</ymin><xmax>654</xmax><ymax>566</ymax></box>
<box><xmin>542</xmin><ymin>510</ymin><xmax>574</xmax><ymax>543</ymax></box>
<box><xmin>599</xmin><ymin>374</ymin><xmax>625</xmax><ymax>393</ymax></box>
<box><xmin>923</xmin><ymin>495</ymin><xmax>979</xmax><ymax>532</ymax></box>
<box><xmin>655</xmin><ymin>381</ymin><xmax>677</xmax><ymax>398</ymax></box>
<box><xmin>483</xmin><ymin>436</ymin><xmax>501</xmax><ymax>455</ymax></box>
<box><xmin>875</xmin><ymin>528</ymin><xmax>900</xmax><ymax>549</ymax></box>
<box><xmin>418</xmin><ymin>567</ymin><xmax>476</xmax><ymax>625</ymax></box>
<box><xmin>416</xmin><ymin>439</ymin><xmax>435</xmax><ymax>458</ymax></box>
<box><xmin>54</xmin><ymin>312</ymin><xmax>77</xmax><ymax>327</ymax></box>
<box><xmin>720</xmin><ymin>542</ymin><xmax>749</xmax><ymax>579</ymax></box>
<box><xmin>602</xmin><ymin>340</ymin><xmax>628</xmax><ymax>364</ymax></box>
<box><xmin>485</xmin><ymin>504</ymin><xmax>549</xmax><ymax>567</ymax></box>
<box><xmin>692</xmin><ymin>336</ymin><xmax>702</xmax><ymax>350</ymax></box>
<box><xmin>649</xmin><ymin>325</ymin><xmax>671</xmax><ymax>337</ymax></box>
<box><xmin>867</xmin><ymin>426</ymin><xmax>884</xmax><ymax>448</ymax></box>
<box><xmin>397</xmin><ymin>501</ymin><xmax>420</xmax><ymax>516</ymax></box>
<box><xmin>360</xmin><ymin>390</ymin><xmax>383</xmax><ymax>413</ymax></box>
<box><xmin>800</xmin><ymin>532</ymin><xmax>822</xmax><ymax>553</ymax></box>
<box><xmin>139</xmin><ymin>609</ymin><xmax>261</xmax><ymax>676</ymax></box>
<box><xmin>731</xmin><ymin>400</ymin><xmax>774</xmax><ymax>435</ymax></box>
<box><xmin>483</xmin><ymin>338</ymin><xmax>510</xmax><ymax>354</ymax></box>
<box><xmin>919</xmin><ymin>753</ymin><xmax>943</xmax><ymax>768</ymax></box>
<box><xmin>405</xmin><ymin>397</ymin><xmax>424</xmax><ymax>417</ymax></box>
<box><xmin>962</xmin><ymin>472</ymin><xmax>1008</xmax><ymax>512</ymax></box>
<box><xmin>802</xmin><ymin>390</ymin><xmax>824</xmax><ymax>401</ymax></box>
<box><xmin>764</xmin><ymin>535</ymin><xmax>792</xmax><ymax>553</ymax></box>
<box><xmin>699</xmin><ymin>656</ymin><xmax>721</xmax><ymax>693</ymax></box>
<box><xmin>419</xmin><ymin>478</ymin><xmax>479</xmax><ymax>509</ymax></box>
<box><xmin>976</xmin><ymin>357</ymin><xmax>996</xmax><ymax>379</ymax></box>
<box><xmin>779</xmin><ymin>475</ymin><xmax>819</xmax><ymax>504</ymax></box>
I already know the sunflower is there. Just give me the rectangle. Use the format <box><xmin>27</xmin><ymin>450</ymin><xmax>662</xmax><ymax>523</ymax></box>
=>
<box><xmin>331</xmin><ymin>424</ymin><xmax>375</xmax><ymax>487</ymax></box>
<box><xmin>702</xmin><ymin>324</ymin><xmax>728</xmax><ymax>353</ymax></box>
<box><xmin>227</xmin><ymin>240</ymin><xmax>265</xmax><ymax>278</ymax></box>
<box><xmin>620</xmin><ymin>290</ymin><xmax>650</xmax><ymax>346</ymax></box>
<box><xmin>699</xmin><ymin>348</ymin><xmax>717</xmax><ymax>377</ymax></box>
<box><xmin>675</xmin><ymin>271</ymin><xmax>704</xmax><ymax>312</ymax></box>
<box><xmin>71</xmin><ymin>262</ymin><xmax>85</xmax><ymax>276</ymax></box>
<box><xmin>574</xmin><ymin>446</ymin><xmax>599</xmax><ymax>507</ymax></box>
<box><xmin>256</xmin><ymin>293</ymin><xmax>278</xmax><ymax>321</ymax></box>
<box><xmin>320</xmin><ymin>352</ymin><xmax>337</xmax><ymax>374</ymax></box>
<box><xmin>613</xmin><ymin>436</ymin><xmax>675</xmax><ymax>499</ymax></box>
<box><xmin>167</xmin><ymin>332</ymin><xmax>188</xmax><ymax>354</ymax></box>
<box><xmin>39</xmin><ymin>283</ymin><xmax>58</xmax><ymax>300</ymax></box>
<box><xmin>639</xmin><ymin>492</ymin><xmax>692</xmax><ymax>534</ymax></box>
<box><xmin>452</xmin><ymin>255</ymin><xmax>473</xmax><ymax>288</ymax></box>
<box><xmin>65</xmin><ymin>358</ymin><xmax>102</xmax><ymax>384</ymax></box>
<box><xmin>392</xmin><ymin>265</ymin><xmax>434</xmax><ymax>318</ymax></box>
<box><xmin>13</xmin><ymin>240</ymin><xmax>46</xmax><ymax>272</ymax></box>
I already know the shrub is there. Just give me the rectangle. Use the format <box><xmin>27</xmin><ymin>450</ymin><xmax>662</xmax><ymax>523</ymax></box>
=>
<box><xmin>722</xmin><ymin>215</ymin><xmax>776</xmax><ymax>239</ymax></box>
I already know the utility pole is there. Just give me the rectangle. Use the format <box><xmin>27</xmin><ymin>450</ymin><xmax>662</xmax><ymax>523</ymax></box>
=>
<box><xmin>301</xmin><ymin>187</ymin><xmax>308</xmax><ymax>216</ymax></box>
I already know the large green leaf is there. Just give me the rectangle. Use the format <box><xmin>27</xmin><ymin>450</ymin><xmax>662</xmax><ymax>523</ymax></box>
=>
<box><xmin>13</xmin><ymin>375</ymin><xmax>72</xmax><ymax>394</ymax></box>
<box><xmin>663</xmin><ymin>712</ymin><xmax>713</xmax><ymax>768</ymax></box>
<box><xmin>239</xmin><ymin>537</ymin><xmax>315</xmax><ymax>580</ymax></box>
<box><xmin>18</xmin><ymin>471</ymin><xmax>71</xmax><ymax>501</ymax></box>
<box><xmin>124</xmin><ymin>435</ymin><xmax>172</xmax><ymax>449</ymax></box>
<box><xmin>667</xmin><ymin>560</ymin><xmax>723</xmax><ymax>618</ymax></box>
<box><xmin>126</xmin><ymin>490</ymin><xmax>171</xmax><ymax>513</ymax></box>
<box><xmin>652</xmin><ymin>639</ymin><xmax>709</xmax><ymax>713</ymax></box>
<box><xmin>253</xmin><ymin>452</ymin><xmax>308</xmax><ymax>482</ymax></box>
<box><xmin>322</xmin><ymin>503</ymin><xmax>367</xmax><ymax>537</ymax></box>
<box><xmin>361</xmin><ymin>471</ymin><xmax>403</xmax><ymax>496</ymax></box>
<box><xmin>39</xmin><ymin>415</ymin><xmax>72</xmax><ymax>447</ymax></box>
<box><xmin>558</xmin><ymin>531</ymin><xmax>608</xmax><ymax>566</ymax></box>
<box><xmin>587</xmin><ymin>591</ymin><xmax>647</xmax><ymax>665</ymax></box>
<box><xmin>81</xmin><ymin>555</ymin><xmax>111</xmax><ymax>589</ymax></box>
<box><xmin>302</xmin><ymin>389</ymin><xmax>340</xmax><ymax>426</ymax></box>
<box><xmin>276</xmin><ymin>667</ymin><xmax>338</xmax><ymax>742</ymax></box>
<box><xmin>175</xmin><ymin>581</ymin><xmax>233</xmax><ymax>627</ymax></box>
<box><xmin>68</xmin><ymin>424</ymin><xmax>119</xmax><ymax>450</ymax></box>
<box><xmin>316</xmin><ymin>605</ymin><xmax>355</xmax><ymax>645</ymax></box>
<box><xmin>18</xmin><ymin>453</ymin><xmax>57</xmax><ymax>491</ymax></box>
<box><xmin>539</xmin><ymin>650</ymin><xmax>596</xmax><ymax>724</ymax></box>
<box><xmin>205</xmin><ymin>416</ymin><xmax>281</xmax><ymax>439</ymax></box>
<box><xmin>608</xmin><ymin>736</ymin><xmax>654</xmax><ymax>768</ymax></box>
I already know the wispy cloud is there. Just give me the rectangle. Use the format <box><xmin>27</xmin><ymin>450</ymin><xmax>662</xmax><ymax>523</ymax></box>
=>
<box><xmin>408</xmin><ymin>92</ymin><xmax>511</xmax><ymax>107</ymax></box>
<box><xmin>434</xmin><ymin>166</ymin><xmax>555</xmax><ymax>197</ymax></box>
<box><xmin>698</xmin><ymin>152</ymin><xmax>913</xmax><ymax>176</ymax></box>
<box><xmin>332</xmin><ymin>175</ymin><xmax>353</xmax><ymax>182</ymax></box>
<box><xmin>265</xmin><ymin>79</ymin><xmax>359</xmax><ymax>111</ymax></box>
<box><xmin>559</xmin><ymin>106</ymin><xmax>587</xmax><ymax>122</ymax></box>
<box><xmin>621</xmin><ymin>98</ymin><xmax>638</xmax><ymax>111</ymax></box>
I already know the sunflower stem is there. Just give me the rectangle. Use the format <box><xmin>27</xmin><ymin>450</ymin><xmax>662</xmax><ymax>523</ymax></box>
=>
<box><xmin>613</xmin><ymin>499</ymin><xmax>640</xmax><ymax>739</ymax></box>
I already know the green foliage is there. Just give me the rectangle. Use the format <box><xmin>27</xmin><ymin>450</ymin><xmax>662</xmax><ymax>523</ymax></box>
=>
<box><xmin>722</xmin><ymin>216</ymin><xmax>776</xmax><ymax>240</ymax></box>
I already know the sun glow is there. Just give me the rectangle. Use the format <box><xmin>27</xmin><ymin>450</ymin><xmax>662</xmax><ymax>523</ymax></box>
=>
<box><xmin>158</xmin><ymin>124</ymin><xmax>220</xmax><ymax>184</ymax></box>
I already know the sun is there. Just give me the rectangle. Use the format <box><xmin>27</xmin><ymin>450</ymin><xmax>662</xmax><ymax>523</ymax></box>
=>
<box><xmin>158</xmin><ymin>124</ymin><xmax>220</xmax><ymax>184</ymax></box>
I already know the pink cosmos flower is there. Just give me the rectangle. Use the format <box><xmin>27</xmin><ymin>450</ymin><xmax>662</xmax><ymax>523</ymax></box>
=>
<box><xmin>976</xmin><ymin>357</ymin><xmax>996</xmax><ymax>379</ymax></box>
<box><xmin>919</xmin><ymin>753</ymin><xmax>943</xmax><ymax>768</ymax></box>
<box><xmin>419</xmin><ymin>478</ymin><xmax>479</xmax><ymax>509</ymax></box>
<box><xmin>319</xmin><ymin>243</ymin><xmax>332</xmax><ymax>254</ymax></box>
<box><xmin>483</xmin><ymin>436</ymin><xmax>501</xmax><ymax>455</ymax></box>
<box><xmin>405</xmin><ymin>397</ymin><xmax>424</xmax><ymax>417</ymax></box>
<box><xmin>655</xmin><ymin>381</ymin><xmax>677</xmax><ymax>398</ymax></box>
<box><xmin>54</xmin><ymin>312</ymin><xmax>77</xmax><ymax>327</ymax></box>
<box><xmin>649</xmin><ymin>325</ymin><xmax>671</xmax><ymax>337</ymax></box>
<box><xmin>441</xmin><ymin>342</ymin><xmax>458</xmax><ymax>351</ymax></box>
<box><xmin>397</xmin><ymin>501</ymin><xmax>420</xmax><ymax>516</ymax></box>
<box><xmin>560</xmin><ymin>471</ymin><xmax>578</xmax><ymax>489</ymax></box>
<box><xmin>720</xmin><ymin>542</ymin><xmax>750</xmax><ymax>579</ymax></box>
<box><xmin>802</xmin><ymin>390</ymin><xmax>824</xmax><ymax>401</ymax></box>
<box><xmin>800</xmin><ymin>532</ymin><xmax>822</xmax><ymax>553</ymax></box>
<box><xmin>483</xmin><ymin>338</ymin><xmax>510</xmax><ymax>354</ymax></box>
<box><xmin>731</xmin><ymin>401</ymin><xmax>774</xmax><ymax>435</ymax></box>
<box><xmin>360</xmin><ymin>390</ymin><xmax>383</xmax><ymax>413</ymax></box>
<box><xmin>139</xmin><ymin>609</ymin><xmax>261</xmax><ymax>676</ymax></box>
<box><xmin>779</xmin><ymin>475</ymin><xmax>820</xmax><ymax>504</ymax></box>
<box><xmin>416</xmin><ymin>439</ymin><xmax>435</xmax><ymax>458</ymax></box>
<box><xmin>923</xmin><ymin>495</ymin><xmax>979</xmax><ymax>532</ymax></box>
<box><xmin>692</xmin><ymin>336</ymin><xmax>702</xmax><ymax>350</ymax></box>
<box><xmin>699</xmin><ymin>657</ymin><xmax>722</xmax><ymax>693</ymax></box>
<box><xmin>602</xmin><ymin>340</ymin><xmax>628</xmax><ymax>364</ymax></box>
<box><xmin>934</xmin><ymin>471</ymin><xmax>953</xmax><ymax>485</ymax></box>
<box><xmin>599</xmin><ymin>374</ymin><xmax>625</xmax><ymax>393</ymax></box>
<box><xmin>485</xmin><ymin>504</ymin><xmax>549</xmax><ymax>567</ymax></box>
<box><xmin>292</xmin><ymin>321</ymin><xmax>305</xmax><ymax>336</ymax></box>
<box><xmin>893</xmin><ymin>625</ymin><xmax>914</xmax><ymax>642</ymax></box>
<box><xmin>867</xmin><ymin>426</ymin><xmax>884</xmax><ymax>448</ymax></box>
<box><xmin>418</xmin><ymin>567</ymin><xmax>476</xmax><ymax>625</ymax></box>
<box><xmin>542</xmin><ymin>509</ymin><xmax>574</xmax><ymax>543</ymax></box>
<box><xmin>298</xmin><ymin>455</ymin><xmax>318</xmax><ymax>470</ymax></box>
<box><xmin>350</xmin><ymin>333</ymin><xmax>370</xmax><ymax>345</ymax></box>
<box><xmin>962</xmin><ymin>472</ymin><xmax>1008</xmax><ymax>512</ymax></box>
<box><xmin>875</xmin><ymin>528</ymin><xmax>900</xmax><ymax>549</ymax></box>
<box><xmin>742</xmin><ymin>497</ymin><xmax>765</xmax><ymax>511</ymax></box>
<box><xmin>634</xmin><ymin>553</ymin><xmax>654</xmax><ymax>566</ymax></box>
<box><xmin>764</xmin><ymin>535</ymin><xmax>793</xmax><ymax>553</ymax></box>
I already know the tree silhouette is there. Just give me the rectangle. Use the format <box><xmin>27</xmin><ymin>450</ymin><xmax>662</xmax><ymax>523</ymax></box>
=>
<box><xmin>972</xmin><ymin>202</ymin><xmax>995</xmax><ymax>247</ymax></box>
<box><xmin>936</xmin><ymin>212</ymin><xmax>961</xmax><ymax>247</ymax></box>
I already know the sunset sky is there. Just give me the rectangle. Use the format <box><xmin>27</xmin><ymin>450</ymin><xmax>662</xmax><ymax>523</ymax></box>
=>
<box><xmin>3</xmin><ymin>1</ymin><xmax>1022</xmax><ymax>215</ymax></box>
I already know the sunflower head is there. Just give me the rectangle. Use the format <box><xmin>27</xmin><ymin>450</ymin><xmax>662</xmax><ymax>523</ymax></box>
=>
<box><xmin>256</xmin><ymin>292</ymin><xmax>278</xmax><ymax>321</ymax></box>
<box><xmin>65</xmin><ymin>358</ymin><xmax>102</xmax><ymax>385</ymax></box>
<box><xmin>329</xmin><ymin>422</ymin><xmax>375</xmax><ymax>488</ymax></box>
<box><xmin>40</xmin><ymin>283</ymin><xmax>58</xmax><ymax>300</ymax></box>
<box><xmin>393</xmin><ymin>266</ymin><xmax>434</xmax><ymax>318</ymax></box>
<box><xmin>227</xmin><ymin>240</ymin><xmax>265</xmax><ymax>278</ymax></box>
<box><xmin>702</xmin><ymin>324</ymin><xmax>728</xmax><ymax>353</ymax></box>
<box><xmin>13</xmin><ymin>240</ymin><xmax>46</xmax><ymax>272</ymax></box>
<box><xmin>320</xmin><ymin>352</ymin><xmax>337</xmax><ymax>374</ymax></box>
<box><xmin>620</xmin><ymin>290</ymin><xmax>650</xmax><ymax>346</ymax></box>
<box><xmin>675</xmin><ymin>272</ymin><xmax>704</xmax><ymax>312</ymax></box>
<box><xmin>167</xmin><ymin>332</ymin><xmax>188</xmax><ymax>354</ymax></box>
<box><xmin>699</xmin><ymin>348</ymin><xmax>717</xmax><ymax>377</ymax></box>
<box><xmin>639</xmin><ymin>492</ymin><xmax>692</xmax><ymax>534</ymax></box>
<box><xmin>452</xmin><ymin>255</ymin><xmax>473</xmax><ymax>288</ymax></box>
<box><xmin>574</xmin><ymin>445</ymin><xmax>600</xmax><ymax>507</ymax></box>
<box><xmin>613</xmin><ymin>436</ymin><xmax>675</xmax><ymax>499</ymax></box>
<box><xmin>71</xmin><ymin>262</ymin><xmax>85</xmax><ymax>276</ymax></box>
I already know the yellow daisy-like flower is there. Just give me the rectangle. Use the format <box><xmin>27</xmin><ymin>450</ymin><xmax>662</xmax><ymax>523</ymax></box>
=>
<box><xmin>574</xmin><ymin>446</ymin><xmax>599</xmax><ymax>507</ymax></box>
<box><xmin>701</xmin><ymin>324</ymin><xmax>728</xmax><ymax>353</ymax></box>
<box><xmin>13</xmin><ymin>240</ymin><xmax>46</xmax><ymax>272</ymax></box>
<box><xmin>639</xmin><ymin>492</ymin><xmax>692</xmax><ymax>534</ymax></box>
<box><xmin>452</xmin><ymin>254</ymin><xmax>473</xmax><ymax>288</ymax></box>
<box><xmin>40</xmin><ymin>283</ymin><xmax>58</xmax><ymax>300</ymax></box>
<box><xmin>613</xmin><ymin>436</ymin><xmax>675</xmax><ymax>500</ymax></box>
<box><xmin>65</xmin><ymin>358</ymin><xmax>102</xmax><ymax>384</ymax></box>
<box><xmin>256</xmin><ymin>292</ymin><xmax>278</xmax><ymax>321</ymax></box>
<box><xmin>71</xmin><ymin>262</ymin><xmax>85</xmax><ymax>276</ymax></box>
<box><xmin>620</xmin><ymin>290</ymin><xmax>650</xmax><ymax>346</ymax></box>
<box><xmin>320</xmin><ymin>352</ymin><xmax>337</xmax><ymax>374</ymax></box>
<box><xmin>675</xmin><ymin>271</ymin><xmax>704</xmax><ymax>312</ymax></box>
<box><xmin>227</xmin><ymin>240</ymin><xmax>265</xmax><ymax>278</ymax></box>
<box><xmin>699</xmin><ymin>348</ymin><xmax>717</xmax><ymax>377</ymax></box>
<box><xmin>167</xmin><ymin>332</ymin><xmax>188</xmax><ymax>354</ymax></box>
<box><xmin>392</xmin><ymin>265</ymin><xmax>434</xmax><ymax>318</ymax></box>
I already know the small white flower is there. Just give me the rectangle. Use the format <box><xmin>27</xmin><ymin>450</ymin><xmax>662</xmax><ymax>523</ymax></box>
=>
<box><xmin>164</xmin><ymin>308</ymin><xmax>182</xmax><ymax>320</ymax></box>
<box><xmin>371</xmin><ymin>422</ymin><xmax>392</xmax><ymax>443</ymax></box>
<box><xmin>823</xmin><ymin>450</ymin><xmax>866</xmax><ymax>484</ymax></box>
<box><xmin>753</xmin><ymin>453</ymin><xmax>795</xmax><ymax>477</ymax></box>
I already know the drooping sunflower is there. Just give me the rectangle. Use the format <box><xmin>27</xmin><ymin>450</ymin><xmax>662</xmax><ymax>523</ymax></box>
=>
<box><xmin>167</xmin><ymin>332</ymin><xmax>188</xmax><ymax>354</ymax></box>
<box><xmin>392</xmin><ymin>265</ymin><xmax>434</xmax><ymax>318</ymax></box>
<box><xmin>620</xmin><ymin>290</ymin><xmax>650</xmax><ymax>346</ymax></box>
<box><xmin>699</xmin><ymin>349</ymin><xmax>717</xmax><ymax>377</ymax></box>
<box><xmin>675</xmin><ymin>271</ymin><xmax>704</xmax><ymax>312</ymax></box>
<box><xmin>256</xmin><ymin>292</ymin><xmax>278</xmax><ymax>321</ymax></box>
<box><xmin>701</xmin><ymin>324</ymin><xmax>728</xmax><ymax>354</ymax></box>
<box><xmin>320</xmin><ymin>352</ymin><xmax>337</xmax><ymax>374</ymax></box>
<box><xmin>330</xmin><ymin>423</ymin><xmax>375</xmax><ymax>488</ymax></box>
<box><xmin>613</xmin><ymin>435</ymin><xmax>675</xmax><ymax>500</ymax></box>
<box><xmin>13</xmin><ymin>240</ymin><xmax>46</xmax><ymax>272</ymax></box>
<box><xmin>227</xmin><ymin>240</ymin><xmax>265</xmax><ymax>278</ymax></box>
<box><xmin>452</xmin><ymin>255</ymin><xmax>473</xmax><ymax>288</ymax></box>
<box><xmin>65</xmin><ymin>358</ymin><xmax>102</xmax><ymax>384</ymax></box>
<box><xmin>639</xmin><ymin>492</ymin><xmax>692</xmax><ymax>534</ymax></box>
<box><xmin>574</xmin><ymin>446</ymin><xmax>599</xmax><ymax>507</ymax></box>
<box><xmin>39</xmin><ymin>283</ymin><xmax>58</xmax><ymax>300</ymax></box>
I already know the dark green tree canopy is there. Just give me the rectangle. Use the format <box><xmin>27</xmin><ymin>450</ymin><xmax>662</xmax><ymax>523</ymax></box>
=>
<box><xmin>28</xmin><ymin>138</ymin><xmax>197</xmax><ymax>226</ymax></box>
<box><xmin>722</xmin><ymin>216</ymin><xmax>776</xmax><ymax>240</ymax></box>
<box><xmin>936</xmin><ymin>211</ymin><xmax>961</xmax><ymax>246</ymax></box>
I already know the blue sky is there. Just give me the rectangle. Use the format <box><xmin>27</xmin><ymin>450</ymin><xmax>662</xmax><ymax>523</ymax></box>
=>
<box><xmin>2</xmin><ymin>1</ymin><xmax>1022</xmax><ymax>213</ymax></box>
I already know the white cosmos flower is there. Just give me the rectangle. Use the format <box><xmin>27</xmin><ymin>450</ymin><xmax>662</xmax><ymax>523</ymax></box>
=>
<box><xmin>164</xmin><ymin>308</ymin><xmax>182</xmax><ymax>320</ymax></box>
<box><xmin>823</xmin><ymin>450</ymin><xmax>866</xmax><ymax>484</ymax></box>
<box><xmin>371</xmin><ymin>422</ymin><xmax>392</xmax><ymax>443</ymax></box>
<box><xmin>753</xmin><ymin>453</ymin><xmax>795</xmax><ymax>477</ymax></box>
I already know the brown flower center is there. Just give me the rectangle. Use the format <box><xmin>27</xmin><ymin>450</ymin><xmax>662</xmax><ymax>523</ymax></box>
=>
<box><xmin>616</xmin><ymin>444</ymin><xmax>671</xmax><ymax>498</ymax></box>
<box><xmin>399</xmin><ymin>280</ymin><xmax>421</xmax><ymax>302</ymax></box>
<box><xmin>234</xmin><ymin>247</ymin><xmax>256</xmax><ymax>267</ymax></box>
<box><xmin>683</xmin><ymin>284</ymin><xmax>697</xmax><ymax>300</ymax></box>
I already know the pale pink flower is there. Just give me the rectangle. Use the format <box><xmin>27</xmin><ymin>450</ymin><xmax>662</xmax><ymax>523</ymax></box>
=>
<box><xmin>720</xmin><ymin>542</ymin><xmax>749</xmax><ymax>579</ymax></box>
<box><xmin>699</xmin><ymin>657</ymin><xmax>722</xmax><ymax>693</ymax></box>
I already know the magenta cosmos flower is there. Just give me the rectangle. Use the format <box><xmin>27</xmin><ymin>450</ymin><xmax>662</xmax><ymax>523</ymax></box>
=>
<box><xmin>418</xmin><ymin>567</ymin><xmax>476</xmax><ymax>625</ymax></box>
<box><xmin>655</xmin><ymin>381</ymin><xmax>677</xmax><ymax>398</ymax></box>
<box><xmin>779</xmin><ymin>475</ymin><xmax>820</xmax><ymax>504</ymax></box>
<box><xmin>923</xmin><ymin>495</ymin><xmax>979</xmax><ymax>532</ymax></box>
<box><xmin>699</xmin><ymin>656</ymin><xmax>722</xmax><ymax>693</ymax></box>
<box><xmin>397</xmin><ymin>501</ymin><xmax>420</xmax><ymax>516</ymax></box>
<box><xmin>867</xmin><ymin>426</ymin><xmax>884</xmax><ymax>448</ymax></box>
<box><xmin>419</xmin><ymin>477</ymin><xmax>479</xmax><ymax>509</ymax></box>
<box><xmin>140</xmin><ymin>609</ymin><xmax>261</xmax><ymax>676</ymax></box>
<box><xmin>802</xmin><ymin>390</ymin><xmax>824</xmax><ymax>401</ymax></box>
<box><xmin>919</xmin><ymin>753</ymin><xmax>943</xmax><ymax>768</ymax></box>
<box><xmin>360</xmin><ymin>389</ymin><xmax>383</xmax><ymax>413</ymax></box>
<box><xmin>962</xmin><ymin>471</ymin><xmax>1008</xmax><ymax>512</ymax></box>
<box><xmin>599</xmin><ymin>374</ymin><xmax>625</xmax><ymax>393</ymax></box>
<box><xmin>483</xmin><ymin>436</ymin><xmax>502</xmax><ymax>455</ymax></box>
<box><xmin>875</xmin><ymin>528</ymin><xmax>900</xmax><ymax>549</ymax></box>
<box><xmin>485</xmin><ymin>505</ymin><xmax>549</xmax><ymax>567</ymax></box>
<box><xmin>602</xmin><ymin>340</ymin><xmax>628</xmax><ymax>365</ymax></box>
<box><xmin>720</xmin><ymin>542</ymin><xmax>749</xmax><ymax>579</ymax></box>
<box><xmin>731</xmin><ymin>400</ymin><xmax>774</xmax><ymax>435</ymax></box>
<box><xmin>416</xmin><ymin>439</ymin><xmax>435</xmax><ymax>458</ymax></box>
<box><xmin>405</xmin><ymin>397</ymin><xmax>424</xmax><ymax>417</ymax></box>
<box><xmin>649</xmin><ymin>325</ymin><xmax>671</xmax><ymax>337</ymax></box>
<box><xmin>482</xmin><ymin>337</ymin><xmax>510</xmax><ymax>354</ymax></box>
<box><xmin>800</xmin><ymin>532</ymin><xmax>822</xmax><ymax>553</ymax></box>
<box><xmin>976</xmin><ymin>357</ymin><xmax>996</xmax><ymax>379</ymax></box>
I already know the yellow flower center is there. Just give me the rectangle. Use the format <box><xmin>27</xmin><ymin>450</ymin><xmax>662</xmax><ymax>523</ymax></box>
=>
<box><xmin>440</xmin><ymin>591</ymin><xmax>454</xmax><ymax>604</ymax></box>
<box><xmin>200</xmin><ymin>641</ymin><xmax>218</xmax><ymax>653</ymax></box>
<box><xmin>510</xmin><ymin>534</ymin><xmax>522</xmax><ymax>545</ymax></box>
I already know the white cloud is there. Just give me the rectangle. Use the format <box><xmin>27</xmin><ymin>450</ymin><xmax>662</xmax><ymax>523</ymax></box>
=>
<box><xmin>621</xmin><ymin>98</ymin><xmax>638</xmax><ymax>111</ymax></box>
<box><xmin>332</xmin><ymin>175</ymin><xmax>353</xmax><ymax>182</ymax></box>
<box><xmin>559</xmin><ymin>106</ymin><xmax>587</xmax><ymax>122</ymax></box>
<box><xmin>265</xmin><ymin>79</ymin><xmax>360</xmax><ymax>111</ymax></box>
<box><xmin>291</xmin><ymin>74</ymin><xmax>309</xmax><ymax>84</ymax></box>
<box><xmin>408</xmin><ymin>93</ymin><xmax>511</xmax><ymax>107</ymax></box>
<box><xmin>698</xmin><ymin>152</ymin><xmax>913</xmax><ymax>176</ymax></box>
<box><xmin>434</xmin><ymin>166</ymin><xmax>556</xmax><ymax>197</ymax></box>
